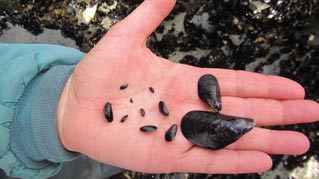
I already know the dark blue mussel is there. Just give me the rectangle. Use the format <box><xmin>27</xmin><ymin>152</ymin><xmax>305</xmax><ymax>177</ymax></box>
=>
<box><xmin>181</xmin><ymin>111</ymin><xmax>255</xmax><ymax>150</ymax></box>
<box><xmin>103</xmin><ymin>102</ymin><xmax>113</xmax><ymax>122</ymax></box>
<box><xmin>198</xmin><ymin>74</ymin><xmax>222</xmax><ymax>112</ymax></box>
<box><xmin>165</xmin><ymin>124</ymin><xmax>178</xmax><ymax>142</ymax></box>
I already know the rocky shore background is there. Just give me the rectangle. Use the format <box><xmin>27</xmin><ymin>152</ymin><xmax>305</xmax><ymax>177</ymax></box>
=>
<box><xmin>0</xmin><ymin>0</ymin><xmax>318</xmax><ymax>179</ymax></box>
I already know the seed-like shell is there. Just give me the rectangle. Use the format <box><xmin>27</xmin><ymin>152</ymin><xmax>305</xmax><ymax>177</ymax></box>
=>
<box><xmin>159</xmin><ymin>101</ymin><xmax>169</xmax><ymax>116</ymax></box>
<box><xmin>198</xmin><ymin>74</ymin><xmax>222</xmax><ymax>112</ymax></box>
<box><xmin>120</xmin><ymin>115</ymin><xmax>128</xmax><ymax>123</ymax></box>
<box><xmin>140</xmin><ymin>125</ymin><xmax>157</xmax><ymax>132</ymax></box>
<box><xmin>140</xmin><ymin>108</ymin><xmax>145</xmax><ymax>117</ymax></box>
<box><xmin>181</xmin><ymin>111</ymin><xmax>255</xmax><ymax>150</ymax></box>
<box><xmin>149</xmin><ymin>87</ymin><xmax>155</xmax><ymax>93</ymax></box>
<box><xmin>120</xmin><ymin>84</ymin><xmax>129</xmax><ymax>90</ymax></box>
<box><xmin>103</xmin><ymin>102</ymin><xmax>113</xmax><ymax>122</ymax></box>
<box><xmin>165</xmin><ymin>124</ymin><xmax>178</xmax><ymax>142</ymax></box>
<box><xmin>130</xmin><ymin>98</ymin><xmax>134</xmax><ymax>103</ymax></box>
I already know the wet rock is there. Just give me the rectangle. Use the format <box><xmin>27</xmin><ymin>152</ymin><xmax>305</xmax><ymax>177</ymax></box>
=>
<box><xmin>0</xmin><ymin>0</ymin><xmax>20</xmax><ymax>11</ymax></box>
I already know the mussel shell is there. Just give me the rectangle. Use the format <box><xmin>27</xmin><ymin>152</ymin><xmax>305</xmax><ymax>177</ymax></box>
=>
<box><xmin>140</xmin><ymin>125</ymin><xmax>157</xmax><ymax>132</ymax></box>
<box><xmin>103</xmin><ymin>102</ymin><xmax>113</xmax><ymax>122</ymax></box>
<box><xmin>181</xmin><ymin>111</ymin><xmax>255</xmax><ymax>150</ymax></box>
<box><xmin>159</xmin><ymin>101</ymin><xmax>169</xmax><ymax>116</ymax></box>
<box><xmin>198</xmin><ymin>74</ymin><xmax>222</xmax><ymax>112</ymax></box>
<box><xmin>165</xmin><ymin>124</ymin><xmax>178</xmax><ymax>142</ymax></box>
<box><xmin>120</xmin><ymin>115</ymin><xmax>128</xmax><ymax>123</ymax></box>
<box><xmin>120</xmin><ymin>84</ymin><xmax>129</xmax><ymax>90</ymax></box>
<box><xmin>149</xmin><ymin>87</ymin><xmax>155</xmax><ymax>93</ymax></box>
<box><xmin>140</xmin><ymin>108</ymin><xmax>145</xmax><ymax>117</ymax></box>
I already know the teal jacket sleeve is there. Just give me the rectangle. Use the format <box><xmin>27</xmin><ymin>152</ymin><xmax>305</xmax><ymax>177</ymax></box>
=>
<box><xmin>0</xmin><ymin>44</ymin><xmax>85</xmax><ymax>179</ymax></box>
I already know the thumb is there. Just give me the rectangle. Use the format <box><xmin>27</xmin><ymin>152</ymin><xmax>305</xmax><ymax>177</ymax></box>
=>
<box><xmin>107</xmin><ymin>0</ymin><xmax>176</xmax><ymax>41</ymax></box>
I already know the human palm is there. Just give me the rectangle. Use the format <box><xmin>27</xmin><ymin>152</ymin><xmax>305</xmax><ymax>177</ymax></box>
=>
<box><xmin>57</xmin><ymin>0</ymin><xmax>319</xmax><ymax>174</ymax></box>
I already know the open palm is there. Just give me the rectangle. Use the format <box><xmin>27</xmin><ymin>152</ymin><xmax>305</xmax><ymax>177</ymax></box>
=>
<box><xmin>57</xmin><ymin>0</ymin><xmax>319</xmax><ymax>174</ymax></box>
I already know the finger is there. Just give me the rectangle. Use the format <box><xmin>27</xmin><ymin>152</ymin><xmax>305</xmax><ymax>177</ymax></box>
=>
<box><xmin>177</xmin><ymin>148</ymin><xmax>272</xmax><ymax>174</ymax></box>
<box><xmin>110</xmin><ymin>0</ymin><xmax>176</xmax><ymax>40</ymax></box>
<box><xmin>218</xmin><ymin>70</ymin><xmax>305</xmax><ymax>99</ymax></box>
<box><xmin>177</xmin><ymin>66</ymin><xmax>305</xmax><ymax>99</ymax></box>
<box><xmin>228</xmin><ymin>128</ymin><xmax>310</xmax><ymax>155</ymax></box>
<box><xmin>221</xmin><ymin>97</ymin><xmax>319</xmax><ymax>126</ymax></box>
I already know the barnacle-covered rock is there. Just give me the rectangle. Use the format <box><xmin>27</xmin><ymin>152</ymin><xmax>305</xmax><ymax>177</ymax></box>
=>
<box><xmin>181</xmin><ymin>111</ymin><xmax>255</xmax><ymax>150</ymax></box>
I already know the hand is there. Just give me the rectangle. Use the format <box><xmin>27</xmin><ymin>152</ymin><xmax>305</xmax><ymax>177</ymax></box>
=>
<box><xmin>57</xmin><ymin>0</ymin><xmax>319</xmax><ymax>174</ymax></box>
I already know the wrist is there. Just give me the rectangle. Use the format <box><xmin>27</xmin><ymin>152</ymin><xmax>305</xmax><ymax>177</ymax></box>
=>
<box><xmin>57</xmin><ymin>74</ymin><xmax>75</xmax><ymax>152</ymax></box>
<box><xmin>11</xmin><ymin>65</ymin><xmax>80</xmax><ymax>168</ymax></box>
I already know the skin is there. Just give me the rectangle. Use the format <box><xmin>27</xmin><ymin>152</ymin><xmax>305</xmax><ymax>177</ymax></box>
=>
<box><xmin>56</xmin><ymin>0</ymin><xmax>319</xmax><ymax>174</ymax></box>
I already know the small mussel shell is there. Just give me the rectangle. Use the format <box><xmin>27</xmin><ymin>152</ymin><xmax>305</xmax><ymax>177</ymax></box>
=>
<box><xmin>103</xmin><ymin>102</ymin><xmax>113</xmax><ymax>122</ymax></box>
<box><xmin>198</xmin><ymin>74</ymin><xmax>222</xmax><ymax>112</ymax></box>
<box><xmin>140</xmin><ymin>125</ymin><xmax>157</xmax><ymax>132</ymax></box>
<box><xmin>165</xmin><ymin>124</ymin><xmax>178</xmax><ymax>142</ymax></box>
<box><xmin>149</xmin><ymin>87</ymin><xmax>155</xmax><ymax>93</ymax></box>
<box><xmin>120</xmin><ymin>115</ymin><xmax>128</xmax><ymax>123</ymax></box>
<box><xmin>120</xmin><ymin>84</ymin><xmax>129</xmax><ymax>90</ymax></box>
<box><xmin>181</xmin><ymin>111</ymin><xmax>255</xmax><ymax>150</ymax></box>
<box><xmin>140</xmin><ymin>108</ymin><xmax>145</xmax><ymax>117</ymax></box>
<box><xmin>159</xmin><ymin>101</ymin><xmax>169</xmax><ymax>116</ymax></box>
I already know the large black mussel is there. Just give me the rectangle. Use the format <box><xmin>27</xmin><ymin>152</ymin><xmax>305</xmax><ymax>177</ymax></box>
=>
<box><xmin>181</xmin><ymin>111</ymin><xmax>255</xmax><ymax>150</ymax></box>
<box><xmin>198</xmin><ymin>74</ymin><xmax>222</xmax><ymax>112</ymax></box>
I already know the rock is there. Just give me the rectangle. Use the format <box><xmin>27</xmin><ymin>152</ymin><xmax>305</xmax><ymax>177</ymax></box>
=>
<box><xmin>290</xmin><ymin>156</ymin><xmax>319</xmax><ymax>179</ymax></box>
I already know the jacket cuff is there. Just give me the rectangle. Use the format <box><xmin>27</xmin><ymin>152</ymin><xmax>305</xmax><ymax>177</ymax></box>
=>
<box><xmin>10</xmin><ymin>65</ymin><xmax>79</xmax><ymax>169</ymax></box>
